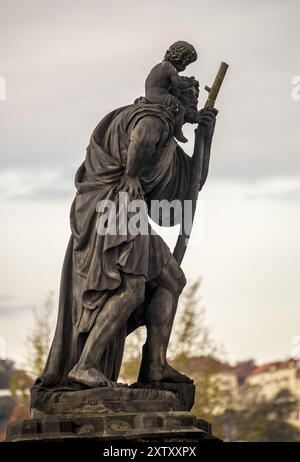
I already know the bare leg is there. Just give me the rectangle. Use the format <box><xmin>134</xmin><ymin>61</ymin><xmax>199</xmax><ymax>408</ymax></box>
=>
<box><xmin>138</xmin><ymin>255</ymin><xmax>192</xmax><ymax>383</ymax></box>
<box><xmin>69</xmin><ymin>274</ymin><xmax>145</xmax><ymax>387</ymax></box>
<box><xmin>174</xmin><ymin>109</ymin><xmax>188</xmax><ymax>143</ymax></box>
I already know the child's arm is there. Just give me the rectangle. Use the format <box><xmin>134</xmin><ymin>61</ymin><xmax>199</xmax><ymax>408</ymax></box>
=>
<box><xmin>165</xmin><ymin>62</ymin><xmax>195</xmax><ymax>89</ymax></box>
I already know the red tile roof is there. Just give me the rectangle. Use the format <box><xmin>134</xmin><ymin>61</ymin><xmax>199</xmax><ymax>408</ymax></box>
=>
<box><xmin>249</xmin><ymin>360</ymin><xmax>297</xmax><ymax>376</ymax></box>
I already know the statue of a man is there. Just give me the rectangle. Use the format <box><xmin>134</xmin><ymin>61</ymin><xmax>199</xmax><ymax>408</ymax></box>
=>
<box><xmin>32</xmin><ymin>42</ymin><xmax>217</xmax><ymax>394</ymax></box>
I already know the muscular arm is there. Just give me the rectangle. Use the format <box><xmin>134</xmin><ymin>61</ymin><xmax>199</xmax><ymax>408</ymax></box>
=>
<box><xmin>117</xmin><ymin>116</ymin><xmax>163</xmax><ymax>196</ymax></box>
<box><xmin>195</xmin><ymin>108</ymin><xmax>218</xmax><ymax>190</ymax></box>
<box><xmin>125</xmin><ymin>116</ymin><xmax>163</xmax><ymax>177</ymax></box>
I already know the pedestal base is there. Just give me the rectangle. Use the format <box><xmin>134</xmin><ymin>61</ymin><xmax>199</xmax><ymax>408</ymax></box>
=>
<box><xmin>6</xmin><ymin>411</ymin><xmax>216</xmax><ymax>442</ymax></box>
<box><xmin>6</xmin><ymin>383</ymin><xmax>219</xmax><ymax>442</ymax></box>
<box><xmin>30</xmin><ymin>382</ymin><xmax>194</xmax><ymax>416</ymax></box>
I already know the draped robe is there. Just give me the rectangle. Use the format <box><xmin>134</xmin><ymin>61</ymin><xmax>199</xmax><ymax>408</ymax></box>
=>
<box><xmin>32</xmin><ymin>102</ymin><xmax>195</xmax><ymax>395</ymax></box>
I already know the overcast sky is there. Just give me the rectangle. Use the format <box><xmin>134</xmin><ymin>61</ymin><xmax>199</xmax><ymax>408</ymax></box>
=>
<box><xmin>0</xmin><ymin>0</ymin><xmax>300</xmax><ymax>367</ymax></box>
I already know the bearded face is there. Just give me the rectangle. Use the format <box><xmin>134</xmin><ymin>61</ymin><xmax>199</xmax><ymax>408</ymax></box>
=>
<box><xmin>169</xmin><ymin>77</ymin><xmax>201</xmax><ymax>124</ymax></box>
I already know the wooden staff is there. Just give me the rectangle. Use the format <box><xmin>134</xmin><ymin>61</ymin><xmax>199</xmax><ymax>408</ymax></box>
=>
<box><xmin>173</xmin><ymin>62</ymin><xmax>228</xmax><ymax>265</ymax></box>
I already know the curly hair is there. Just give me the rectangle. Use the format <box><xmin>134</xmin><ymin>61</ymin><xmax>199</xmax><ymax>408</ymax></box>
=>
<box><xmin>164</xmin><ymin>41</ymin><xmax>197</xmax><ymax>66</ymax></box>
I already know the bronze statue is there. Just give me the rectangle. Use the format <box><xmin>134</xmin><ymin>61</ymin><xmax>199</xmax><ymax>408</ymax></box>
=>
<box><xmin>32</xmin><ymin>41</ymin><xmax>225</xmax><ymax>395</ymax></box>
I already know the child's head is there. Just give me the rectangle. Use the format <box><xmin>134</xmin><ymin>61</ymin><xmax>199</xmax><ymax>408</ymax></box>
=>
<box><xmin>164</xmin><ymin>41</ymin><xmax>197</xmax><ymax>71</ymax></box>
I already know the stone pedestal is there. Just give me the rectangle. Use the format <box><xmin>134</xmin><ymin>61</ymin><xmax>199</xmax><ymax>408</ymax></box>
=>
<box><xmin>6</xmin><ymin>411</ymin><xmax>216</xmax><ymax>442</ymax></box>
<box><xmin>6</xmin><ymin>383</ymin><xmax>218</xmax><ymax>442</ymax></box>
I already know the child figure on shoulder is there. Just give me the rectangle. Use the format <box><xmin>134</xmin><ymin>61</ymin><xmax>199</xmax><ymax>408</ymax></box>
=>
<box><xmin>145</xmin><ymin>41</ymin><xmax>198</xmax><ymax>143</ymax></box>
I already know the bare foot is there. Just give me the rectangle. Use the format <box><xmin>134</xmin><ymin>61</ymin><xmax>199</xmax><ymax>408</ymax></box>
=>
<box><xmin>68</xmin><ymin>363</ymin><xmax>127</xmax><ymax>388</ymax></box>
<box><xmin>139</xmin><ymin>362</ymin><xmax>193</xmax><ymax>384</ymax></box>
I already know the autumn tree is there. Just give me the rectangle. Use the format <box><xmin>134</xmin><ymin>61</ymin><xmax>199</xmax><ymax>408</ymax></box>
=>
<box><xmin>168</xmin><ymin>279</ymin><xmax>217</xmax><ymax>367</ymax></box>
<box><xmin>119</xmin><ymin>326</ymin><xmax>145</xmax><ymax>384</ymax></box>
<box><xmin>25</xmin><ymin>291</ymin><xmax>54</xmax><ymax>378</ymax></box>
<box><xmin>9</xmin><ymin>369</ymin><xmax>33</xmax><ymax>401</ymax></box>
<box><xmin>6</xmin><ymin>291</ymin><xmax>55</xmax><ymax>424</ymax></box>
<box><xmin>234</xmin><ymin>388</ymin><xmax>300</xmax><ymax>442</ymax></box>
